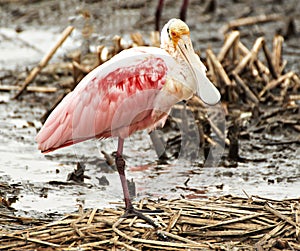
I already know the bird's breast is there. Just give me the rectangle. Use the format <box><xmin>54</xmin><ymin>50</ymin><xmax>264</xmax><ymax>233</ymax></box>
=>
<box><xmin>163</xmin><ymin>77</ymin><xmax>194</xmax><ymax>101</ymax></box>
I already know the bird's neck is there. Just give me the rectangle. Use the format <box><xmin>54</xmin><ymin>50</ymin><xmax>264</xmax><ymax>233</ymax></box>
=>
<box><xmin>162</xmin><ymin>44</ymin><xmax>182</xmax><ymax>63</ymax></box>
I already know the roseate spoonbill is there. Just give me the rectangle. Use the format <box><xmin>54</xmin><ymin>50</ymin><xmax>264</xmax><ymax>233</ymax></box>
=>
<box><xmin>36</xmin><ymin>19</ymin><xmax>220</xmax><ymax>226</ymax></box>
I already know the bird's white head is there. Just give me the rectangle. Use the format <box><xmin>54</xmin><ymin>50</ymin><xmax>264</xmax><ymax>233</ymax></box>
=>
<box><xmin>161</xmin><ymin>19</ymin><xmax>220</xmax><ymax>105</ymax></box>
<box><xmin>161</xmin><ymin>18</ymin><xmax>190</xmax><ymax>51</ymax></box>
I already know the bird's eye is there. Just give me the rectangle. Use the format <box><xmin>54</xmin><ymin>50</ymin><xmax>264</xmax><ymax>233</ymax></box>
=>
<box><xmin>170</xmin><ymin>31</ymin><xmax>177</xmax><ymax>37</ymax></box>
<box><xmin>167</xmin><ymin>27</ymin><xmax>171</xmax><ymax>38</ymax></box>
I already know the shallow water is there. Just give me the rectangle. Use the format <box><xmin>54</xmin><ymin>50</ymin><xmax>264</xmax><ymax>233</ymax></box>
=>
<box><xmin>0</xmin><ymin>91</ymin><xmax>299</xmax><ymax>217</ymax></box>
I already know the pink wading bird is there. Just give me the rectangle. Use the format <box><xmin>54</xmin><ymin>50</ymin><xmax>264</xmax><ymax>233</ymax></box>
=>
<box><xmin>36</xmin><ymin>19</ymin><xmax>220</xmax><ymax>226</ymax></box>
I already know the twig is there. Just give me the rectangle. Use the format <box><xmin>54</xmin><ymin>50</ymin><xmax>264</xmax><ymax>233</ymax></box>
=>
<box><xmin>272</xmin><ymin>35</ymin><xmax>284</xmax><ymax>75</ymax></box>
<box><xmin>150</xmin><ymin>130</ymin><xmax>168</xmax><ymax>160</ymax></box>
<box><xmin>278</xmin><ymin>78</ymin><xmax>290</xmax><ymax>104</ymax></box>
<box><xmin>166</xmin><ymin>209</ymin><xmax>182</xmax><ymax>232</ymax></box>
<box><xmin>157</xmin><ymin>230</ymin><xmax>199</xmax><ymax>244</ymax></box>
<box><xmin>289</xmin><ymin>94</ymin><xmax>300</xmax><ymax>101</ymax></box>
<box><xmin>254</xmin><ymin>221</ymin><xmax>286</xmax><ymax>248</ymax></box>
<box><xmin>72</xmin><ymin>61</ymin><xmax>92</xmax><ymax>74</ymax></box>
<box><xmin>238</xmin><ymin>41</ymin><xmax>269</xmax><ymax>75</ymax></box>
<box><xmin>112</xmin><ymin>218</ymin><xmax>207</xmax><ymax>249</ymax></box>
<box><xmin>265</xmin><ymin>202</ymin><xmax>299</xmax><ymax>228</ymax></box>
<box><xmin>69</xmin><ymin>240</ymin><xmax>110</xmax><ymax>249</ymax></box>
<box><xmin>2</xmin><ymin>234</ymin><xmax>60</xmax><ymax>248</ymax></box>
<box><xmin>87</xmin><ymin>208</ymin><xmax>98</xmax><ymax>225</ymax></box>
<box><xmin>198</xmin><ymin>212</ymin><xmax>267</xmax><ymax>230</ymax></box>
<box><xmin>131</xmin><ymin>32</ymin><xmax>145</xmax><ymax>46</ymax></box>
<box><xmin>221</xmin><ymin>13</ymin><xmax>283</xmax><ymax>33</ymax></box>
<box><xmin>262</xmin><ymin>41</ymin><xmax>278</xmax><ymax>79</ymax></box>
<box><xmin>204</xmin><ymin>134</ymin><xmax>217</xmax><ymax>147</ymax></box>
<box><xmin>207</xmin><ymin>117</ymin><xmax>230</xmax><ymax>146</ymax></box>
<box><xmin>233</xmin><ymin>37</ymin><xmax>265</xmax><ymax>75</ymax></box>
<box><xmin>231</xmin><ymin>72</ymin><xmax>259</xmax><ymax>104</ymax></box>
<box><xmin>114</xmin><ymin>241</ymin><xmax>140</xmax><ymax>251</ymax></box>
<box><xmin>259</xmin><ymin>71</ymin><xmax>295</xmax><ymax>98</ymax></box>
<box><xmin>206</xmin><ymin>48</ymin><xmax>232</xmax><ymax>86</ymax></box>
<box><xmin>0</xmin><ymin>85</ymin><xmax>57</xmax><ymax>93</ymax></box>
<box><xmin>217</xmin><ymin>30</ymin><xmax>240</xmax><ymax>62</ymax></box>
<box><xmin>13</xmin><ymin>26</ymin><xmax>74</xmax><ymax>99</ymax></box>
<box><xmin>70</xmin><ymin>222</ymin><xmax>85</xmax><ymax>238</ymax></box>
<box><xmin>96</xmin><ymin>45</ymin><xmax>106</xmax><ymax>65</ymax></box>
<box><xmin>150</xmin><ymin>31</ymin><xmax>160</xmax><ymax>47</ymax></box>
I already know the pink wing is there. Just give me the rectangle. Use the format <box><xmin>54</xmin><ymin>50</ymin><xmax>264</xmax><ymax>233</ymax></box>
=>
<box><xmin>36</xmin><ymin>47</ymin><xmax>171</xmax><ymax>153</ymax></box>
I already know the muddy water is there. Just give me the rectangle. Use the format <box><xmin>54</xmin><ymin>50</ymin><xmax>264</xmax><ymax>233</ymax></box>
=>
<box><xmin>0</xmin><ymin>0</ymin><xmax>300</xmax><ymax>217</ymax></box>
<box><xmin>1</xmin><ymin>90</ymin><xmax>299</xmax><ymax>217</ymax></box>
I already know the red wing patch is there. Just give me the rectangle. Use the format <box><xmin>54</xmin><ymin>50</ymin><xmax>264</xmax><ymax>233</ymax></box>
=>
<box><xmin>99</xmin><ymin>57</ymin><xmax>167</xmax><ymax>94</ymax></box>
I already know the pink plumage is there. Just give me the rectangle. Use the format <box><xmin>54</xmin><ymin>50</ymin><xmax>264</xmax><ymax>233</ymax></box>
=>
<box><xmin>36</xmin><ymin>47</ymin><xmax>171</xmax><ymax>153</ymax></box>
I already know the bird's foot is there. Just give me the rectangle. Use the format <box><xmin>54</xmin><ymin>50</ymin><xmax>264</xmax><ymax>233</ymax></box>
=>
<box><xmin>121</xmin><ymin>206</ymin><xmax>163</xmax><ymax>227</ymax></box>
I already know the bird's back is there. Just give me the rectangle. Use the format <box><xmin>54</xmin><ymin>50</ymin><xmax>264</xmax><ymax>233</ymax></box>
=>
<box><xmin>36</xmin><ymin>47</ymin><xmax>176</xmax><ymax>153</ymax></box>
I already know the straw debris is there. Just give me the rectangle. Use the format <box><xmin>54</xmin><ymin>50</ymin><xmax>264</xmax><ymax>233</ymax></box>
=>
<box><xmin>1</xmin><ymin>196</ymin><xmax>300</xmax><ymax>250</ymax></box>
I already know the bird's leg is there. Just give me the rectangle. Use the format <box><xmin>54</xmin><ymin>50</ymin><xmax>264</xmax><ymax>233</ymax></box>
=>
<box><xmin>115</xmin><ymin>151</ymin><xmax>132</xmax><ymax>209</ymax></box>
<box><xmin>179</xmin><ymin>0</ymin><xmax>189</xmax><ymax>21</ymax></box>
<box><xmin>116</xmin><ymin>138</ymin><xmax>159</xmax><ymax>227</ymax></box>
<box><xmin>155</xmin><ymin>0</ymin><xmax>164</xmax><ymax>31</ymax></box>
